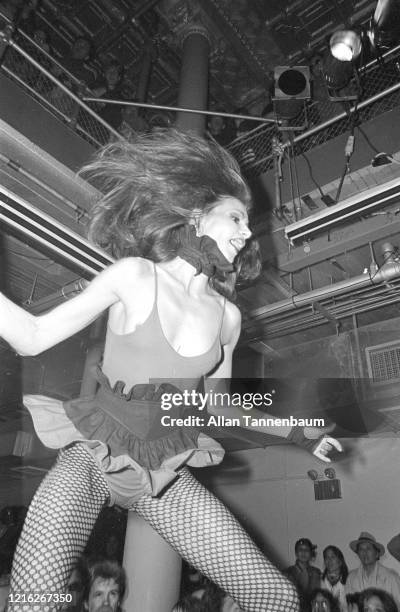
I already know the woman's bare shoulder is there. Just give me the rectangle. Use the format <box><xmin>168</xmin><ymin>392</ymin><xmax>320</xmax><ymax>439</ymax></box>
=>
<box><xmin>107</xmin><ymin>256</ymin><xmax>153</xmax><ymax>283</ymax></box>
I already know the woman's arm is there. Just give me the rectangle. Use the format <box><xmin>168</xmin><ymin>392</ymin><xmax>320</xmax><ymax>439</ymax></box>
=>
<box><xmin>0</xmin><ymin>257</ymin><xmax>141</xmax><ymax>356</ymax></box>
<box><xmin>207</xmin><ymin>302</ymin><xmax>342</xmax><ymax>462</ymax></box>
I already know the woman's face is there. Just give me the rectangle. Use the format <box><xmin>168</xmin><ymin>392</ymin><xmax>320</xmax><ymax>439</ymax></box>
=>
<box><xmin>363</xmin><ymin>596</ymin><xmax>385</xmax><ymax>612</ymax></box>
<box><xmin>197</xmin><ymin>197</ymin><xmax>251</xmax><ymax>262</ymax></box>
<box><xmin>312</xmin><ymin>593</ymin><xmax>330</xmax><ymax>612</ymax></box>
<box><xmin>324</xmin><ymin>549</ymin><xmax>341</xmax><ymax>573</ymax></box>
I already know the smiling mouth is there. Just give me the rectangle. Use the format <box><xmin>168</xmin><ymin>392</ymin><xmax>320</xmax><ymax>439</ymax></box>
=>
<box><xmin>230</xmin><ymin>238</ymin><xmax>245</xmax><ymax>252</ymax></box>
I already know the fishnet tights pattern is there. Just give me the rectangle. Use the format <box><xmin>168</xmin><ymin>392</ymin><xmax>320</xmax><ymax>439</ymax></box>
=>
<box><xmin>8</xmin><ymin>445</ymin><xmax>109</xmax><ymax>611</ymax></box>
<box><xmin>133</xmin><ymin>468</ymin><xmax>299</xmax><ymax>612</ymax></box>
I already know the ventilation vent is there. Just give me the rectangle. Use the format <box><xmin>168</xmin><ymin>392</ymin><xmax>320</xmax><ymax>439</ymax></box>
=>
<box><xmin>366</xmin><ymin>340</ymin><xmax>400</xmax><ymax>385</ymax></box>
<box><xmin>314</xmin><ymin>479</ymin><xmax>341</xmax><ymax>501</ymax></box>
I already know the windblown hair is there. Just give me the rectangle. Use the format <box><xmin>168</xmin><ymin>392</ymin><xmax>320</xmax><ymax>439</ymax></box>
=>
<box><xmin>359</xmin><ymin>588</ymin><xmax>398</xmax><ymax>612</ymax></box>
<box><xmin>82</xmin><ymin>129</ymin><xmax>261</xmax><ymax>299</ymax></box>
<box><xmin>322</xmin><ymin>545</ymin><xmax>349</xmax><ymax>584</ymax></box>
<box><xmin>83</xmin><ymin>558</ymin><xmax>126</xmax><ymax>609</ymax></box>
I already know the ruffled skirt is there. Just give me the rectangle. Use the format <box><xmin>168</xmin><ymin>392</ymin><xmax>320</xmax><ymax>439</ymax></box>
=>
<box><xmin>23</xmin><ymin>369</ymin><xmax>224</xmax><ymax>508</ymax></box>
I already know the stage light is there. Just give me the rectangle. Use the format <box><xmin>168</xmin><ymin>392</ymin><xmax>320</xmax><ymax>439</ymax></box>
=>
<box><xmin>330</xmin><ymin>30</ymin><xmax>362</xmax><ymax>61</ymax></box>
<box><xmin>274</xmin><ymin>66</ymin><xmax>311</xmax><ymax>100</ymax></box>
<box><xmin>323</xmin><ymin>54</ymin><xmax>354</xmax><ymax>90</ymax></box>
<box><xmin>273</xmin><ymin>66</ymin><xmax>311</xmax><ymax>121</ymax></box>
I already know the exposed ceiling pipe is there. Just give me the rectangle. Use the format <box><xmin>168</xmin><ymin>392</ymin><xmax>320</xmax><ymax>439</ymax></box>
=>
<box><xmin>246</xmin><ymin>244</ymin><xmax>400</xmax><ymax>323</ymax></box>
<box><xmin>247</xmin><ymin>293</ymin><xmax>400</xmax><ymax>340</ymax></box>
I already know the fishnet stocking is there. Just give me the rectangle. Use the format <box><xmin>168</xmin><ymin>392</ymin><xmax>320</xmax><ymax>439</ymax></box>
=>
<box><xmin>8</xmin><ymin>444</ymin><xmax>109</xmax><ymax>611</ymax></box>
<box><xmin>132</xmin><ymin>468</ymin><xmax>299</xmax><ymax>612</ymax></box>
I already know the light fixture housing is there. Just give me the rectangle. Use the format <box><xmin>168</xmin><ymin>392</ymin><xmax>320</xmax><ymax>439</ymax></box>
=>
<box><xmin>284</xmin><ymin>176</ymin><xmax>400</xmax><ymax>244</ymax></box>
<box><xmin>330</xmin><ymin>30</ymin><xmax>362</xmax><ymax>61</ymax></box>
<box><xmin>323</xmin><ymin>54</ymin><xmax>354</xmax><ymax>90</ymax></box>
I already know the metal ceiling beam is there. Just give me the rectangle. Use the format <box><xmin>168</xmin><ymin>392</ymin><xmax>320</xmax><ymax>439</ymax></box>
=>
<box><xmin>276</xmin><ymin>214</ymin><xmax>400</xmax><ymax>273</ymax></box>
<box><xmin>200</xmin><ymin>0</ymin><xmax>272</xmax><ymax>84</ymax></box>
<box><xmin>94</xmin><ymin>0</ymin><xmax>161</xmax><ymax>52</ymax></box>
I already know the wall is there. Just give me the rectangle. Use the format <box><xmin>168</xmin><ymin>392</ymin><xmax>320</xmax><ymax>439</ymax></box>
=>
<box><xmin>196</xmin><ymin>435</ymin><xmax>400</xmax><ymax>574</ymax></box>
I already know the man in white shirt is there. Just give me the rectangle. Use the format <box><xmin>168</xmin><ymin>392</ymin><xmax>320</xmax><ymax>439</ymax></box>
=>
<box><xmin>346</xmin><ymin>532</ymin><xmax>400</xmax><ymax>608</ymax></box>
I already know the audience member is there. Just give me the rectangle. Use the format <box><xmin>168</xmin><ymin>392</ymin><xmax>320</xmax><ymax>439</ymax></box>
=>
<box><xmin>60</xmin><ymin>36</ymin><xmax>96</xmax><ymax>87</ymax></box>
<box><xmin>346</xmin><ymin>533</ymin><xmax>400</xmax><ymax>609</ymax></box>
<box><xmin>207</xmin><ymin>111</ymin><xmax>236</xmax><ymax>147</ymax></box>
<box><xmin>118</xmin><ymin>104</ymin><xmax>148</xmax><ymax>138</ymax></box>
<box><xmin>310</xmin><ymin>588</ymin><xmax>341</xmax><ymax>612</ymax></box>
<box><xmin>91</xmin><ymin>62</ymin><xmax>125</xmax><ymax>129</ymax></box>
<box><xmin>82</xmin><ymin>559</ymin><xmax>126</xmax><ymax>612</ymax></box>
<box><xmin>347</xmin><ymin>592</ymin><xmax>361</xmax><ymax>612</ymax></box>
<box><xmin>286</xmin><ymin>538</ymin><xmax>321</xmax><ymax>610</ymax></box>
<box><xmin>359</xmin><ymin>587</ymin><xmax>398</xmax><ymax>612</ymax></box>
<box><xmin>321</xmin><ymin>545</ymin><xmax>349</xmax><ymax>612</ymax></box>
<box><xmin>233</xmin><ymin>107</ymin><xmax>256</xmax><ymax>137</ymax></box>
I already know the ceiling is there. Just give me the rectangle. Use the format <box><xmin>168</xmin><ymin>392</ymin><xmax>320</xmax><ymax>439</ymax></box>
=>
<box><xmin>1</xmin><ymin>0</ymin><xmax>400</xmax><ymax>489</ymax></box>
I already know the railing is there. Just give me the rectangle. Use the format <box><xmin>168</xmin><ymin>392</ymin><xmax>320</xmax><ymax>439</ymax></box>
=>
<box><xmin>2</xmin><ymin>14</ymin><xmax>400</xmax><ymax>177</ymax></box>
<box><xmin>227</xmin><ymin>45</ymin><xmax>400</xmax><ymax>179</ymax></box>
<box><xmin>0</xmin><ymin>15</ymin><xmax>120</xmax><ymax>147</ymax></box>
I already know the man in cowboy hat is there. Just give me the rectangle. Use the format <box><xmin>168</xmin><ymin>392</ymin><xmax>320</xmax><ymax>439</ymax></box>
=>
<box><xmin>346</xmin><ymin>532</ymin><xmax>400</xmax><ymax>607</ymax></box>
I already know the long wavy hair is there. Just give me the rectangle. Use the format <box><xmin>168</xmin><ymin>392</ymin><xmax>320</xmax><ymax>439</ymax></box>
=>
<box><xmin>81</xmin><ymin>129</ymin><xmax>261</xmax><ymax>299</ymax></box>
<box><xmin>322</xmin><ymin>545</ymin><xmax>349</xmax><ymax>584</ymax></box>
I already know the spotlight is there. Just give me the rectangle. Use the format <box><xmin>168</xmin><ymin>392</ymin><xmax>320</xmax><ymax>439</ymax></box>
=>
<box><xmin>330</xmin><ymin>30</ymin><xmax>362</xmax><ymax>61</ymax></box>
<box><xmin>273</xmin><ymin>66</ymin><xmax>311</xmax><ymax>123</ymax></box>
<box><xmin>274</xmin><ymin>66</ymin><xmax>311</xmax><ymax>100</ymax></box>
<box><xmin>323</xmin><ymin>54</ymin><xmax>354</xmax><ymax>90</ymax></box>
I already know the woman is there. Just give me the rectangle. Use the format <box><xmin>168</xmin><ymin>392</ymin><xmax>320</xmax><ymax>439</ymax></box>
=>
<box><xmin>321</xmin><ymin>546</ymin><xmax>349</xmax><ymax>612</ymax></box>
<box><xmin>359</xmin><ymin>588</ymin><xmax>398</xmax><ymax>612</ymax></box>
<box><xmin>310</xmin><ymin>588</ymin><xmax>341</xmax><ymax>612</ymax></box>
<box><xmin>0</xmin><ymin>129</ymin><xmax>340</xmax><ymax>611</ymax></box>
<box><xmin>286</xmin><ymin>537</ymin><xmax>321</xmax><ymax>608</ymax></box>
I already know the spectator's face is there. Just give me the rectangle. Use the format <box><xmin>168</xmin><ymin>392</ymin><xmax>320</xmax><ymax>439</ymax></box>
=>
<box><xmin>84</xmin><ymin>577</ymin><xmax>120</xmax><ymax>612</ymax></box>
<box><xmin>296</xmin><ymin>544</ymin><xmax>312</xmax><ymax>564</ymax></box>
<box><xmin>311</xmin><ymin>593</ymin><xmax>330</xmax><ymax>612</ymax></box>
<box><xmin>363</xmin><ymin>596</ymin><xmax>385</xmax><ymax>612</ymax></box>
<box><xmin>324</xmin><ymin>549</ymin><xmax>341</xmax><ymax>573</ymax></box>
<box><xmin>357</xmin><ymin>543</ymin><xmax>379</xmax><ymax>567</ymax></box>
<box><xmin>209</xmin><ymin>116</ymin><xmax>225</xmax><ymax>135</ymax></box>
<box><xmin>105</xmin><ymin>66</ymin><xmax>121</xmax><ymax>88</ymax></box>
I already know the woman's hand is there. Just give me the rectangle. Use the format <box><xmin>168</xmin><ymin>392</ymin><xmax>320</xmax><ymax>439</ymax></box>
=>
<box><xmin>303</xmin><ymin>423</ymin><xmax>342</xmax><ymax>462</ymax></box>
<box><xmin>311</xmin><ymin>436</ymin><xmax>343</xmax><ymax>463</ymax></box>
